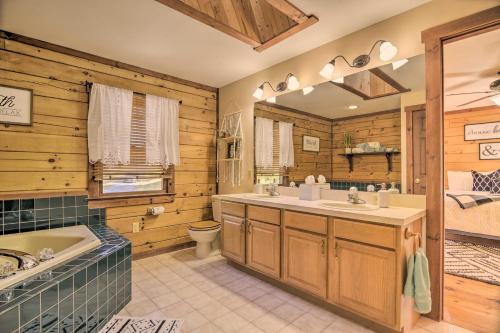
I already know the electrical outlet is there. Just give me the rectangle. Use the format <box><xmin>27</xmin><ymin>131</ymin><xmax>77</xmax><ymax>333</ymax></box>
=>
<box><xmin>132</xmin><ymin>222</ymin><xmax>140</xmax><ymax>233</ymax></box>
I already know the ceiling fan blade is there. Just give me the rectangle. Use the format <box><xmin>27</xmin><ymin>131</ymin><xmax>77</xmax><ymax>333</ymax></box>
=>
<box><xmin>446</xmin><ymin>91</ymin><xmax>493</xmax><ymax>96</ymax></box>
<box><xmin>456</xmin><ymin>93</ymin><xmax>499</xmax><ymax>107</ymax></box>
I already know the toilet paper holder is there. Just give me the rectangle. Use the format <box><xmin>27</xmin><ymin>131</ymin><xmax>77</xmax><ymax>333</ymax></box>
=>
<box><xmin>147</xmin><ymin>206</ymin><xmax>165</xmax><ymax>215</ymax></box>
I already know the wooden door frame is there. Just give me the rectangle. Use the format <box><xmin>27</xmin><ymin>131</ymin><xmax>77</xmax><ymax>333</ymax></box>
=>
<box><xmin>421</xmin><ymin>6</ymin><xmax>500</xmax><ymax>321</ymax></box>
<box><xmin>405</xmin><ymin>104</ymin><xmax>426</xmax><ymax>195</ymax></box>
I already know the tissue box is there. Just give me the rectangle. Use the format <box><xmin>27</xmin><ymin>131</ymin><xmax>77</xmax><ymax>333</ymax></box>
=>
<box><xmin>299</xmin><ymin>184</ymin><xmax>321</xmax><ymax>201</ymax></box>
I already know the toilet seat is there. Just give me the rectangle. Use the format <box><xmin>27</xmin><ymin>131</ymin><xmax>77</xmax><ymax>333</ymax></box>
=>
<box><xmin>188</xmin><ymin>221</ymin><xmax>220</xmax><ymax>231</ymax></box>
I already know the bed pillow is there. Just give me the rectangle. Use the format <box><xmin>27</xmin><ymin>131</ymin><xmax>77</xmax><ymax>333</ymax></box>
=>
<box><xmin>472</xmin><ymin>170</ymin><xmax>500</xmax><ymax>192</ymax></box>
<box><xmin>491</xmin><ymin>177</ymin><xmax>500</xmax><ymax>194</ymax></box>
<box><xmin>447</xmin><ymin>171</ymin><xmax>473</xmax><ymax>191</ymax></box>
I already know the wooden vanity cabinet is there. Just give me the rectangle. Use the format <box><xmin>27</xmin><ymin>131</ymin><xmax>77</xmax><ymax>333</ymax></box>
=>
<box><xmin>246</xmin><ymin>219</ymin><xmax>280</xmax><ymax>278</ymax></box>
<box><xmin>221</xmin><ymin>202</ymin><xmax>246</xmax><ymax>264</ymax></box>
<box><xmin>283</xmin><ymin>211</ymin><xmax>328</xmax><ymax>298</ymax></box>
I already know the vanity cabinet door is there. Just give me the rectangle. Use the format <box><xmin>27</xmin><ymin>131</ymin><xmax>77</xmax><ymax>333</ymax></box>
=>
<box><xmin>333</xmin><ymin>239</ymin><xmax>396</xmax><ymax>326</ymax></box>
<box><xmin>246</xmin><ymin>220</ymin><xmax>280</xmax><ymax>278</ymax></box>
<box><xmin>221</xmin><ymin>214</ymin><xmax>245</xmax><ymax>264</ymax></box>
<box><xmin>283</xmin><ymin>228</ymin><xmax>327</xmax><ymax>298</ymax></box>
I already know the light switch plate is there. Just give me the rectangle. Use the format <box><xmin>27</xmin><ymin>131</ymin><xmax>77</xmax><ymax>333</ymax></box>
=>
<box><xmin>132</xmin><ymin>222</ymin><xmax>140</xmax><ymax>233</ymax></box>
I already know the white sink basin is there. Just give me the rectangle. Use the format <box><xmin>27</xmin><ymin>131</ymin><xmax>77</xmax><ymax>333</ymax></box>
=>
<box><xmin>244</xmin><ymin>194</ymin><xmax>280</xmax><ymax>199</ymax></box>
<box><xmin>320</xmin><ymin>201</ymin><xmax>378</xmax><ymax>211</ymax></box>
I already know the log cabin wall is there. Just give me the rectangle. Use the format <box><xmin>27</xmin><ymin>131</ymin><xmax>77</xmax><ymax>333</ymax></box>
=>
<box><xmin>444</xmin><ymin>105</ymin><xmax>500</xmax><ymax>189</ymax></box>
<box><xmin>254</xmin><ymin>102</ymin><xmax>332</xmax><ymax>183</ymax></box>
<box><xmin>332</xmin><ymin>110</ymin><xmax>401</xmax><ymax>183</ymax></box>
<box><xmin>0</xmin><ymin>37</ymin><xmax>217</xmax><ymax>256</ymax></box>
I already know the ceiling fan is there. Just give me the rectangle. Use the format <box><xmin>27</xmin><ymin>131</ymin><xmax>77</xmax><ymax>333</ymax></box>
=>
<box><xmin>446</xmin><ymin>72</ymin><xmax>500</xmax><ymax>107</ymax></box>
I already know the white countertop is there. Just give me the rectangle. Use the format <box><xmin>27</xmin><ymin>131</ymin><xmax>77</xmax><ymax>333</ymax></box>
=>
<box><xmin>212</xmin><ymin>193</ymin><xmax>426</xmax><ymax>226</ymax></box>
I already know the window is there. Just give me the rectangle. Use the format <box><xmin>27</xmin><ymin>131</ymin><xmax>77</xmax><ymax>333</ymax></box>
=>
<box><xmin>255</xmin><ymin>120</ymin><xmax>285</xmax><ymax>184</ymax></box>
<box><xmin>90</xmin><ymin>93</ymin><xmax>174</xmax><ymax>199</ymax></box>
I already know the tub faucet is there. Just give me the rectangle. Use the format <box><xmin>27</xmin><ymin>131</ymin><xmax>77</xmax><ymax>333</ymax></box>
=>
<box><xmin>0</xmin><ymin>249</ymin><xmax>39</xmax><ymax>270</ymax></box>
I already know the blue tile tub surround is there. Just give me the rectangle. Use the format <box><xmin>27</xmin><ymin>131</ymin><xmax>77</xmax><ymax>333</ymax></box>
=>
<box><xmin>330</xmin><ymin>181</ymin><xmax>401</xmax><ymax>192</ymax></box>
<box><xmin>0</xmin><ymin>226</ymin><xmax>132</xmax><ymax>333</ymax></box>
<box><xmin>0</xmin><ymin>195</ymin><xmax>105</xmax><ymax>235</ymax></box>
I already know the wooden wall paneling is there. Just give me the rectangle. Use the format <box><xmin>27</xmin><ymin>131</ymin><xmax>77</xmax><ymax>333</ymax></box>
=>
<box><xmin>421</xmin><ymin>6</ymin><xmax>500</xmax><ymax>320</ymax></box>
<box><xmin>0</xmin><ymin>36</ymin><xmax>217</xmax><ymax>255</ymax></box>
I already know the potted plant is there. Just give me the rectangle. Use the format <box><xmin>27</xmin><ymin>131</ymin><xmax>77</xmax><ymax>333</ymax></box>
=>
<box><xmin>343</xmin><ymin>132</ymin><xmax>353</xmax><ymax>154</ymax></box>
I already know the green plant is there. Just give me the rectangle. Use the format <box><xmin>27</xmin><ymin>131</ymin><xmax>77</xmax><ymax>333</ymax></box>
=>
<box><xmin>343</xmin><ymin>132</ymin><xmax>352</xmax><ymax>149</ymax></box>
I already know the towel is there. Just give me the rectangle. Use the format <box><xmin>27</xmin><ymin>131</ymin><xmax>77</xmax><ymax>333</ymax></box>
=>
<box><xmin>404</xmin><ymin>248</ymin><xmax>432</xmax><ymax>314</ymax></box>
<box><xmin>255</xmin><ymin>117</ymin><xmax>274</xmax><ymax>167</ymax></box>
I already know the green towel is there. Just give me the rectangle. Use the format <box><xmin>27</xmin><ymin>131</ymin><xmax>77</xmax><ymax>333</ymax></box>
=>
<box><xmin>404</xmin><ymin>248</ymin><xmax>432</xmax><ymax>314</ymax></box>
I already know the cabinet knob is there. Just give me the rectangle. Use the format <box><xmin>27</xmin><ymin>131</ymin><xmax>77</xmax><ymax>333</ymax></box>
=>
<box><xmin>248</xmin><ymin>222</ymin><xmax>252</xmax><ymax>234</ymax></box>
<box><xmin>415</xmin><ymin>178</ymin><xmax>421</xmax><ymax>184</ymax></box>
<box><xmin>240</xmin><ymin>222</ymin><xmax>244</xmax><ymax>233</ymax></box>
<box><xmin>321</xmin><ymin>239</ymin><xmax>326</xmax><ymax>255</ymax></box>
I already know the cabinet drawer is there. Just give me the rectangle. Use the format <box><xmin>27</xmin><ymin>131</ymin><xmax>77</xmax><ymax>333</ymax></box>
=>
<box><xmin>221</xmin><ymin>201</ymin><xmax>245</xmax><ymax>218</ymax></box>
<box><xmin>284</xmin><ymin>211</ymin><xmax>327</xmax><ymax>235</ymax></box>
<box><xmin>334</xmin><ymin>219</ymin><xmax>396</xmax><ymax>249</ymax></box>
<box><xmin>248</xmin><ymin>205</ymin><xmax>280</xmax><ymax>225</ymax></box>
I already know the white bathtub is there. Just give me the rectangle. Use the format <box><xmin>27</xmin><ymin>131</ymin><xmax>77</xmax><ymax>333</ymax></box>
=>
<box><xmin>0</xmin><ymin>225</ymin><xmax>101</xmax><ymax>289</ymax></box>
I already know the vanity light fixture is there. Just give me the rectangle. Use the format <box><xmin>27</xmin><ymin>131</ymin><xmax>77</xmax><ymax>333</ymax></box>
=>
<box><xmin>392</xmin><ymin>58</ymin><xmax>409</xmax><ymax>70</ymax></box>
<box><xmin>319</xmin><ymin>40</ymin><xmax>398</xmax><ymax>80</ymax></box>
<box><xmin>348</xmin><ymin>105</ymin><xmax>358</xmax><ymax>110</ymax></box>
<box><xmin>266</xmin><ymin>96</ymin><xmax>276</xmax><ymax>103</ymax></box>
<box><xmin>302</xmin><ymin>86</ymin><xmax>314</xmax><ymax>95</ymax></box>
<box><xmin>253</xmin><ymin>73</ymin><xmax>301</xmax><ymax>100</ymax></box>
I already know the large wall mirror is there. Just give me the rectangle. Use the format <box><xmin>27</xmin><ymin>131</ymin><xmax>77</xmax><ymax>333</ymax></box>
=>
<box><xmin>254</xmin><ymin>54</ymin><xmax>425</xmax><ymax>194</ymax></box>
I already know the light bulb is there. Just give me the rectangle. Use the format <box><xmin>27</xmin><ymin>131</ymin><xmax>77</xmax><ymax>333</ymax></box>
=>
<box><xmin>266</xmin><ymin>96</ymin><xmax>276</xmax><ymax>103</ymax></box>
<box><xmin>379</xmin><ymin>41</ymin><xmax>398</xmax><ymax>61</ymax></box>
<box><xmin>331</xmin><ymin>76</ymin><xmax>344</xmax><ymax>84</ymax></box>
<box><xmin>319</xmin><ymin>61</ymin><xmax>335</xmax><ymax>80</ymax></box>
<box><xmin>491</xmin><ymin>94</ymin><xmax>500</xmax><ymax>106</ymax></box>
<box><xmin>392</xmin><ymin>58</ymin><xmax>408</xmax><ymax>70</ymax></box>
<box><xmin>252</xmin><ymin>85</ymin><xmax>264</xmax><ymax>99</ymax></box>
<box><xmin>302</xmin><ymin>86</ymin><xmax>314</xmax><ymax>95</ymax></box>
<box><xmin>287</xmin><ymin>75</ymin><xmax>300</xmax><ymax>90</ymax></box>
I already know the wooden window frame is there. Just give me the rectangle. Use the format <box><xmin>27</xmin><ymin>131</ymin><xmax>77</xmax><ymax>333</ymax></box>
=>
<box><xmin>421</xmin><ymin>6</ymin><xmax>500</xmax><ymax>321</ymax></box>
<box><xmin>87</xmin><ymin>92</ymin><xmax>176</xmax><ymax>208</ymax></box>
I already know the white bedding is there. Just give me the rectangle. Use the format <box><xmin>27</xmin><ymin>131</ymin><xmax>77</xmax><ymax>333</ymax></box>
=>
<box><xmin>445</xmin><ymin>190</ymin><xmax>500</xmax><ymax>237</ymax></box>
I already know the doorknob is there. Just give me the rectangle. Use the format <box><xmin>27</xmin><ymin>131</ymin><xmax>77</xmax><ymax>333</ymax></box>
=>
<box><xmin>415</xmin><ymin>178</ymin><xmax>421</xmax><ymax>184</ymax></box>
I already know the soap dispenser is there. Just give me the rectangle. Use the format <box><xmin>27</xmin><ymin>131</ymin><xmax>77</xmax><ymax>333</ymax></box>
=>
<box><xmin>388</xmin><ymin>182</ymin><xmax>400</xmax><ymax>194</ymax></box>
<box><xmin>377</xmin><ymin>183</ymin><xmax>389</xmax><ymax>208</ymax></box>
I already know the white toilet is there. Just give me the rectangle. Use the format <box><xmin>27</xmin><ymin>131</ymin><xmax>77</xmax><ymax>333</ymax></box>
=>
<box><xmin>188</xmin><ymin>221</ymin><xmax>221</xmax><ymax>259</ymax></box>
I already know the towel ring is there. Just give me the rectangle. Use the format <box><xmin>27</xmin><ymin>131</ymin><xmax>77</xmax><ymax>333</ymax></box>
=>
<box><xmin>404</xmin><ymin>228</ymin><xmax>421</xmax><ymax>252</ymax></box>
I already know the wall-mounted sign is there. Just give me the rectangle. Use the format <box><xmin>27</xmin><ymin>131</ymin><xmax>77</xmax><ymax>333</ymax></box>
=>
<box><xmin>464</xmin><ymin>121</ymin><xmax>500</xmax><ymax>141</ymax></box>
<box><xmin>479</xmin><ymin>142</ymin><xmax>500</xmax><ymax>160</ymax></box>
<box><xmin>303</xmin><ymin>135</ymin><xmax>320</xmax><ymax>152</ymax></box>
<box><xmin>0</xmin><ymin>85</ymin><xmax>33</xmax><ymax>126</ymax></box>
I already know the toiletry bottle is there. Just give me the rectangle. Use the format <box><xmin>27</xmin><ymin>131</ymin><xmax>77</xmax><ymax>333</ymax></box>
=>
<box><xmin>388</xmin><ymin>182</ymin><xmax>400</xmax><ymax>194</ymax></box>
<box><xmin>377</xmin><ymin>183</ymin><xmax>389</xmax><ymax>208</ymax></box>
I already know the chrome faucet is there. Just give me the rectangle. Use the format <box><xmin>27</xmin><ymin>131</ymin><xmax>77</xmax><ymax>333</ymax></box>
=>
<box><xmin>347</xmin><ymin>187</ymin><xmax>365</xmax><ymax>204</ymax></box>
<box><xmin>0</xmin><ymin>249</ymin><xmax>39</xmax><ymax>271</ymax></box>
<box><xmin>265</xmin><ymin>183</ymin><xmax>280</xmax><ymax>196</ymax></box>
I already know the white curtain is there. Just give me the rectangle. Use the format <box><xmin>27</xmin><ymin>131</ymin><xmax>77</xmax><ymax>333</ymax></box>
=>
<box><xmin>279</xmin><ymin>121</ymin><xmax>294</xmax><ymax>168</ymax></box>
<box><xmin>88</xmin><ymin>83</ymin><xmax>133</xmax><ymax>165</ymax></box>
<box><xmin>145</xmin><ymin>94</ymin><xmax>180</xmax><ymax>167</ymax></box>
<box><xmin>255</xmin><ymin>117</ymin><xmax>274</xmax><ymax>167</ymax></box>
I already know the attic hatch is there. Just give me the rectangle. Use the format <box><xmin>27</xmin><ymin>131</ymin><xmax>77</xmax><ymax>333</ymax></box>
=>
<box><xmin>155</xmin><ymin>0</ymin><xmax>318</xmax><ymax>52</ymax></box>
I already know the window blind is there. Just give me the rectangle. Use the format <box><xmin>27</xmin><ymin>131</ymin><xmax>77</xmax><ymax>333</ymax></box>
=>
<box><xmin>92</xmin><ymin>93</ymin><xmax>172</xmax><ymax>182</ymax></box>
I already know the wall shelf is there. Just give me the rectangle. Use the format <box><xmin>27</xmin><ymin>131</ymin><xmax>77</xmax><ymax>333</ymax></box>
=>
<box><xmin>339</xmin><ymin>151</ymin><xmax>400</xmax><ymax>173</ymax></box>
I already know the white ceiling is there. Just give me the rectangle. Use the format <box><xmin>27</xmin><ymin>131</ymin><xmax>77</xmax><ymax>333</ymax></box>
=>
<box><xmin>276</xmin><ymin>54</ymin><xmax>425</xmax><ymax>119</ymax></box>
<box><xmin>0</xmin><ymin>0</ymin><xmax>429</xmax><ymax>88</ymax></box>
<box><xmin>444</xmin><ymin>27</ymin><xmax>500</xmax><ymax>111</ymax></box>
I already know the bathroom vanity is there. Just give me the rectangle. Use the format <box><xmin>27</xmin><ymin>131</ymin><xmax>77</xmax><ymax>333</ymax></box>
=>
<box><xmin>212</xmin><ymin>194</ymin><xmax>426</xmax><ymax>333</ymax></box>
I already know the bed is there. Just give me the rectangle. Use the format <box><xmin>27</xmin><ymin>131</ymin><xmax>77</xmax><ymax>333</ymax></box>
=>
<box><xmin>445</xmin><ymin>190</ymin><xmax>500</xmax><ymax>242</ymax></box>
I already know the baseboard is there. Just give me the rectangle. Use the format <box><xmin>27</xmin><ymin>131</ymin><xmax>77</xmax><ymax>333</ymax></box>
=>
<box><xmin>132</xmin><ymin>241</ymin><xmax>196</xmax><ymax>260</ymax></box>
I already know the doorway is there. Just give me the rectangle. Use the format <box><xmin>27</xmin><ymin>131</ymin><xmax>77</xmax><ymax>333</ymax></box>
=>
<box><xmin>406</xmin><ymin>104</ymin><xmax>426</xmax><ymax>195</ymax></box>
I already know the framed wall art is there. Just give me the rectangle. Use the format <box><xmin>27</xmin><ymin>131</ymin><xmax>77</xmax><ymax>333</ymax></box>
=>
<box><xmin>479</xmin><ymin>142</ymin><xmax>500</xmax><ymax>160</ymax></box>
<box><xmin>302</xmin><ymin>135</ymin><xmax>320</xmax><ymax>152</ymax></box>
<box><xmin>464</xmin><ymin>121</ymin><xmax>500</xmax><ymax>141</ymax></box>
<box><xmin>0</xmin><ymin>85</ymin><xmax>33</xmax><ymax>126</ymax></box>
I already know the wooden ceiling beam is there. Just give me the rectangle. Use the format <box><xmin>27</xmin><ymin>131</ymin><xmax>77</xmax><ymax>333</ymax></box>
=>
<box><xmin>155</xmin><ymin>0</ymin><xmax>261</xmax><ymax>47</ymax></box>
<box><xmin>263</xmin><ymin>0</ymin><xmax>308</xmax><ymax>23</ymax></box>
<box><xmin>254</xmin><ymin>15</ymin><xmax>318</xmax><ymax>52</ymax></box>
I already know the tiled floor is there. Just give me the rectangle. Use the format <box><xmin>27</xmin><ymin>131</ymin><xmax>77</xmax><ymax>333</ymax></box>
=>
<box><xmin>121</xmin><ymin>248</ymin><xmax>475</xmax><ymax>333</ymax></box>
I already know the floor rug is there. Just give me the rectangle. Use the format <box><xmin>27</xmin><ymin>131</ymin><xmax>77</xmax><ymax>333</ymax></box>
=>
<box><xmin>99</xmin><ymin>316</ymin><xmax>183</xmax><ymax>333</ymax></box>
<box><xmin>445</xmin><ymin>239</ymin><xmax>500</xmax><ymax>286</ymax></box>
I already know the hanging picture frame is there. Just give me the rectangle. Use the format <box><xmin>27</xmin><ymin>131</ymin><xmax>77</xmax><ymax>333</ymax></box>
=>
<box><xmin>303</xmin><ymin>135</ymin><xmax>320</xmax><ymax>152</ymax></box>
<box><xmin>0</xmin><ymin>85</ymin><xmax>33</xmax><ymax>126</ymax></box>
<box><xmin>464</xmin><ymin>121</ymin><xmax>500</xmax><ymax>141</ymax></box>
<box><xmin>479</xmin><ymin>142</ymin><xmax>500</xmax><ymax>160</ymax></box>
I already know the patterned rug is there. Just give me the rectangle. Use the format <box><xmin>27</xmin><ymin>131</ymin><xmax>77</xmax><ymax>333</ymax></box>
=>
<box><xmin>100</xmin><ymin>316</ymin><xmax>183</xmax><ymax>333</ymax></box>
<box><xmin>445</xmin><ymin>239</ymin><xmax>500</xmax><ymax>286</ymax></box>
